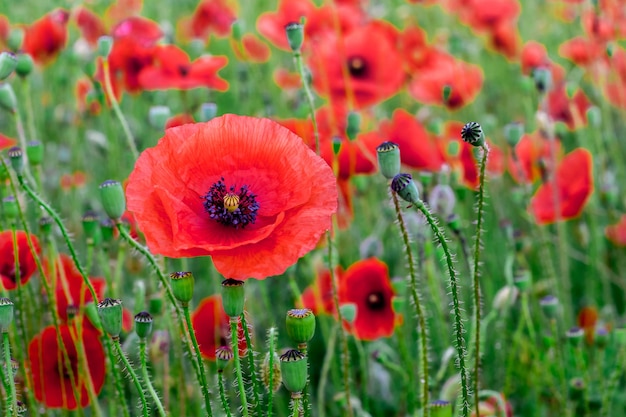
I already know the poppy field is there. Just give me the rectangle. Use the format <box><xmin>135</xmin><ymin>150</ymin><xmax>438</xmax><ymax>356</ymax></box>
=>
<box><xmin>1</xmin><ymin>0</ymin><xmax>626</xmax><ymax>416</ymax></box>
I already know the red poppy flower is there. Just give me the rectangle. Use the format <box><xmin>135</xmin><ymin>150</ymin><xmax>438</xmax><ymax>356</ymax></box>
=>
<box><xmin>232</xmin><ymin>34</ymin><xmax>271</xmax><ymax>63</ymax></box>
<box><xmin>408</xmin><ymin>53</ymin><xmax>483</xmax><ymax>110</ymax></box>
<box><xmin>309</xmin><ymin>21</ymin><xmax>405</xmax><ymax>109</ymax></box>
<box><xmin>73</xmin><ymin>6</ymin><xmax>107</xmax><ymax>47</ymax></box>
<box><xmin>28</xmin><ymin>324</ymin><xmax>105</xmax><ymax>409</ymax></box>
<box><xmin>559</xmin><ymin>37</ymin><xmax>605</xmax><ymax>67</ymax></box>
<box><xmin>60</xmin><ymin>171</ymin><xmax>88</xmax><ymax>191</ymax></box>
<box><xmin>50</xmin><ymin>254</ymin><xmax>106</xmax><ymax>324</ymax></box>
<box><xmin>256</xmin><ymin>0</ymin><xmax>316</xmax><ymax>50</ymax></box>
<box><xmin>74</xmin><ymin>77</ymin><xmax>101</xmax><ymax>116</ymax></box>
<box><xmin>338</xmin><ymin>258</ymin><xmax>396</xmax><ymax>340</ymax></box>
<box><xmin>138</xmin><ymin>45</ymin><xmax>228</xmax><ymax>91</ymax></box>
<box><xmin>545</xmin><ymin>84</ymin><xmax>591</xmax><ymax>130</ymax></box>
<box><xmin>0</xmin><ymin>133</ymin><xmax>17</xmax><ymax>150</ymax></box>
<box><xmin>399</xmin><ymin>26</ymin><xmax>431</xmax><ymax>72</ymax></box>
<box><xmin>521</xmin><ymin>41</ymin><xmax>549</xmax><ymax>75</ymax></box>
<box><xmin>508</xmin><ymin>131</ymin><xmax>562</xmax><ymax>184</ymax></box>
<box><xmin>105</xmin><ymin>0</ymin><xmax>143</xmax><ymax>23</ymax></box>
<box><xmin>459</xmin><ymin>0</ymin><xmax>520</xmax><ymax>32</ymax></box>
<box><xmin>0</xmin><ymin>231</ymin><xmax>41</xmax><ymax>291</ymax></box>
<box><xmin>273</xmin><ymin>68</ymin><xmax>301</xmax><ymax>89</ymax></box>
<box><xmin>488</xmin><ymin>22</ymin><xmax>520</xmax><ymax>59</ymax></box>
<box><xmin>126</xmin><ymin>115</ymin><xmax>337</xmax><ymax>279</ymax></box>
<box><xmin>577</xmin><ymin>305</ymin><xmax>599</xmax><ymax>344</ymax></box>
<box><xmin>179</xmin><ymin>0</ymin><xmax>237</xmax><ymax>41</ymax></box>
<box><xmin>0</xmin><ymin>15</ymin><xmax>9</xmax><ymax>46</ymax></box>
<box><xmin>191</xmin><ymin>295</ymin><xmax>247</xmax><ymax>360</ymax></box>
<box><xmin>165</xmin><ymin>113</ymin><xmax>196</xmax><ymax>129</ymax></box>
<box><xmin>605</xmin><ymin>214</ymin><xmax>626</xmax><ymax>245</ymax></box>
<box><xmin>529</xmin><ymin>148</ymin><xmax>593</xmax><ymax>224</ymax></box>
<box><xmin>22</xmin><ymin>9</ymin><xmax>69</xmax><ymax>65</ymax></box>
<box><xmin>300</xmin><ymin>266</ymin><xmax>340</xmax><ymax>315</ymax></box>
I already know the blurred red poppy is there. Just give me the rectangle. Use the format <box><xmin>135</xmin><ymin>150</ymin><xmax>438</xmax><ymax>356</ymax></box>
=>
<box><xmin>178</xmin><ymin>0</ymin><xmax>237</xmax><ymax>41</ymax></box>
<box><xmin>577</xmin><ymin>305</ymin><xmax>598</xmax><ymax>344</ymax></box>
<box><xmin>520</xmin><ymin>41</ymin><xmax>549</xmax><ymax>75</ymax></box>
<box><xmin>138</xmin><ymin>45</ymin><xmax>229</xmax><ymax>91</ymax></box>
<box><xmin>0</xmin><ymin>133</ymin><xmax>17</xmax><ymax>150</ymax></box>
<box><xmin>529</xmin><ymin>148</ymin><xmax>593</xmax><ymax>224</ymax></box>
<box><xmin>309</xmin><ymin>21</ymin><xmax>405</xmax><ymax>108</ymax></box>
<box><xmin>605</xmin><ymin>214</ymin><xmax>626</xmax><ymax>245</ymax></box>
<box><xmin>546</xmin><ymin>84</ymin><xmax>591</xmax><ymax>130</ymax></box>
<box><xmin>300</xmin><ymin>266</ymin><xmax>340</xmax><ymax>315</ymax></box>
<box><xmin>232</xmin><ymin>34</ymin><xmax>271</xmax><ymax>63</ymax></box>
<box><xmin>22</xmin><ymin>9</ymin><xmax>69</xmax><ymax>65</ymax></box>
<box><xmin>126</xmin><ymin>115</ymin><xmax>337</xmax><ymax>279</ymax></box>
<box><xmin>0</xmin><ymin>231</ymin><xmax>40</xmax><ymax>291</ymax></box>
<box><xmin>60</xmin><ymin>171</ymin><xmax>88</xmax><ymax>191</ymax></box>
<box><xmin>273</xmin><ymin>68</ymin><xmax>301</xmax><ymax>89</ymax></box>
<box><xmin>559</xmin><ymin>37</ymin><xmax>605</xmax><ymax>67</ymax></box>
<box><xmin>28</xmin><ymin>324</ymin><xmax>105</xmax><ymax>409</ymax></box>
<box><xmin>191</xmin><ymin>295</ymin><xmax>246</xmax><ymax>360</ymax></box>
<box><xmin>256</xmin><ymin>0</ymin><xmax>316</xmax><ymax>50</ymax></box>
<box><xmin>508</xmin><ymin>131</ymin><xmax>562</xmax><ymax>184</ymax></box>
<box><xmin>338</xmin><ymin>258</ymin><xmax>396</xmax><ymax>340</ymax></box>
<box><xmin>74</xmin><ymin>77</ymin><xmax>101</xmax><ymax>116</ymax></box>
<box><xmin>73</xmin><ymin>6</ymin><xmax>107</xmax><ymax>47</ymax></box>
<box><xmin>165</xmin><ymin>113</ymin><xmax>196</xmax><ymax>129</ymax></box>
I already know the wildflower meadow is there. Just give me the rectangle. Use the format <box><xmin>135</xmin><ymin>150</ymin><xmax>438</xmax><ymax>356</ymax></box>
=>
<box><xmin>0</xmin><ymin>0</ymin><xmax>625</xmax><ymax>416</ymax></box>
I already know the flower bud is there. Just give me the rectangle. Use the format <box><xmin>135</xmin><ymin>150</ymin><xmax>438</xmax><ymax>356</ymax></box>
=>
<box><xmin>286</xmin><ymin>308</ymin><xmax>316</xmax><ymax>346</ymax></box>
<box><xmin>540</xmin><ymin>295</ymin><xmax>559</xmax><ymax>319</ymax></box>
<box><xmin>533</xmin><ymin>67</ymin><xmax>552</xmax><ymax>93</ymax></box>
<box><xmin>82</xmin><ymin>210</ymin><xmax>100</xmax><ymax>243</ymax></box>
<box><xmin>0</xmin><ymin>298</ymin><xmax>14</xmax><ymax>333</ymax></box>
<box><xmin>606</xmin><ymin>43</ymin><xmax>614</xmax><ymax>57</ymax></box>
<box><xmin>84</xmin><ymin>302</ymin><xmax>103</xmax><ymax>332</ymax></box>
<box><xmin>391</xmin><ymin>173</ymin><xmax>419</xmax><ymax>204</ymax></box>
<box><xmin>345</xmin><ymin>111</ymin><xmax>360</xmax><ymax>141</ymax></box>
<box><xmin>169</xmin><ymin>271</ymin><xmax>195</xmax><ymax>306</ymax></box>
<box><xmin>513</xmin><ymin>268</ymin><xmax>532</xmax><ymax>292</ymax></box>
<box><xmin>332</xmin><ymin>136</ymin><xmax>342</xmax><ymax>155</ymax></box>
<box><xmin>38</xmin><ymin>216</ymin><xmax>52</xmax><ymax>238</ymax></box>
<box><xmin>149</xmin><ymin>106</ymin><xmax>171</xmax><ymax>130</ymax></box>
<box><xmin>97</xmin><ymin>36</ymin><xmax>113</xmax><ymax>58</ymax></box>
<box><xmin>7</xmin><ymin>147</ymin><xmax>23</xmax><ymax>174</ymax></box>
<box><xmin>446</xmin><ymin>214</ymin><xmax>461</xmax><ymax>234</ymax></box>
<box><xmin>215</xmin><ymin>345</ymin><xmax>233</xmax><ymax>372</ymax></box>
<box><xmin>149</xmin><ymin>295</ymin><xmax>164</xmax><ymax>316</ymax></box>
<box><xmin>15</xmin><ymin>53</ymin><xmax>33</xmax><ymax>78</ymax></box>
<box><xmin>221</xmin><ymin>279</ymin><xmax>245</xmax><ymax>317</ymax></box>
<box><xmin>261</xmin><ymin>351</ymin><xmax>282</xmax><ymax>392</ymax></box>
<box><xmin>339</xmin><ymin>303</ymin><xmax>356</xmax><ymax>323</ymax></box>
<box><xmin>97</xmin><ymin>298</ymin><xmax>123</xmax><ymax>338</ymax></box>
<box><xmin>26</xmin><ymin>141</ymin><xmax>43</xmax><ymax>166</ymax></box>
<box><xmin>100</xmin><ymin>218</ymin><xmax>115</xmax><ymax>244</ymax></box>
<box><xmin>460</xmin><ymin>121</ymin><xmax>485</xmax><ymax>147</ymax></box>
<box><xmin>199</xmin><ymin>102</ymin><xmax>218</xmax><ymax>122</ymax></box>
<box><xmin>7</xmin><ymin>29</ymin><xmax>24</xmax><ymax>52</ymax></box>
<box><xmin>231</xmin><ymin>20</ymin><xmax>242</xmax><ymax>42</ymax></box>
<box><xmin>566</xmin><ymin>326</ymin><xmax>584</xmax><ymax>347</ymax></box>
<box><xmin>429</xmin><ymin>400</ymin><xmax>453</xmax><ymax>417</ymax></box>
<box><xmin>376</xmin><ymin>141</ymin><xmax>401</xmax><ymax>180</ymax></box>
<box><xmin>99</xmin><ymin>180</ymin><xmax>126</xmax><ymax>220</ymax></box>
<box><xmin>0</xmin><ymin>83</ymin><xmax>17</xmax><ymax>113</ymax></box>
<box><xmin>285</xmin><ymin>22</ymin><xmax>304</xmax><ymax>53</ymax></box>
<box><xmin>0</xmin><ymin>52</ymin><xmax>17</xmax><ymax>80</ymax></box>
<box><xmin>492</xmin><ymin>285</ymin><xmax>519</xmax><ymax>311</ymax></box>
<box><xmin>134</xmin><ymin>311</ymin><xmax>154</xmax><ymax>340</ymax></box>
<box><xmin>280</xmin><ymin>349</ymin><xmax>308</xmax><ymax>393</ymax></box>
<box><xmin>568</xmin><ymin>377</ymin><xmax>586</xmax><ymax>401</ymax></box>
<box><xmin>504</xmin><ymin>122</ymin><xmax>524</xmax><ymax>147</ymax></box>
<box><xmin>595</xmin><ymin>327</ymin><xmax>609</xmax><ymax>349</ymax></box>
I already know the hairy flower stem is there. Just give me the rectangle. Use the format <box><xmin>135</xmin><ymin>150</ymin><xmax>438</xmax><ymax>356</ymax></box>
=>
<box><xmin>413</xmin><ymin>199</ymin><xmax>469</xmax><ymax>417</ymax></box>
<box><xmin>240</xmin><ymin>314</ymin><xmax>261</xmax><ymax>416</ymax></box>
<box><xmin>101</xmin><ymin>59</ymin><xmax>139</xmax><ymax>160</ymax></box>
<box><xmin>291</xmin><ymin>394</ymin><xmax>302</xmax><ymax>417</ymax></box>
<box><xmin>267</xmin><ymin>327</ymin><xmax>277</xmax><ymax>416</ymax></box>
<box><xmin>218</xmin><ymin>371</ymin><xmax>232</xmax><ymax>417</ymax></box>
<box><xmin>471</xmin><ymin>144</ymin><xmax>489</xmax><ymax>416</ymax></box>
<box><xmin>318</xmin><ymin>324</ymin><xmax>338</xmax><ymax>417</ymax></box>
<box><xmin>3</xmin><ymin>332</ymin><xmax>17</xmax><ymax>417</ymax></box>
<box><xmin>103</xmin><ymin>337</ymin><xmax>130</xmax><ymax>417</ymax></box>
<box><xmin>113</xmin><ymin>338</ymin><xmax>149</xmax><ymax>417</ymax></box>
<box><xmin>293</xmin><ymin>51</ymin><xmax>319</xmax><ymax>154</ymax></box>
<box><xmin>139</xmin><ymin>340</ymin><xmax>167</xmax><ymax>417</ymax></box>
<box><xmin>230</xmin><ymin>317</ymin><xmax>249</xmax><ymax>417</ymax></box>
<box><xmin>182</xmin><ymin>305</ymin><xmax>213</xmax><ymax>416</ymax></box>
<box><xmin>391</xmin><ymin>191</ymin><xmax>429</xmax><ymax>416</ymax></box>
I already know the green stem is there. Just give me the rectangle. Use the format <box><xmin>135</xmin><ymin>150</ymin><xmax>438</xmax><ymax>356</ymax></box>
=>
<box><xmin>113</xmin><ymin>338</ymin><xmax>149</xmax><ymax>417</ymax></box>
<box><xmin>601</xmin><ymin>344</ymin><xmax>626</xmax><ymax>417</ymax></box>
<box><xmin>291</xmin><ymin>395</ymin><xmax>301</xmax><ymax>417</ymax></box>
<box><xmin>391</xmin><ymin>191</ymin><xmax>429</xmax><ymax>416</ymax></box>
<box><xmin>103</xmin><ymin>337</ymin><xmax>130</xmax><ymax>417</ymax></box>
<box><xmin>218</xmin><ymin>371</ymin><xmax>232</xmax><ymax>417</ymax></box>
<box><xmin>182</xmin><ymin>305</ymin><xmax>213</xmax><ymax>417</ymax></box>
<box><xmin>267</xmin><ymin>327</ymin><xmax>277</xmax><ymax>416</ymax></box>
<box><xmin>230</xmin><ymin>317</ymin><xmax>249</xmax><ymax>417</ymax></box>
<box><xmin>101</xmin><ymin>59</ymin><xmax>139</xmax><ymax>160</ymax></box>
<box><xmin>413</xmin><ymin>199</ymin><xmax>469</xmax><ymax>417</ymax></box>
<box><xmin>139</xmin><ymin>340</ymin><xmax>167</xmax><ymax>417</ymax></box>
<box><xmin>240</xmin><ymin>313</ymin><xmax>261</xmax><ymax>416</ymax></box>
<box><xmin>471</xmin><ymin>144</ymin><xmax>489</xmax><ymax>416</ymax></box>
<box><xmin>3</xmin><ymin>332</ymin><xmax>17</xmax><ymax>417</ymax></box>
<box><xmin>293</xmin><ymin>51</ymin><xmax>319</xmax><ymax>154</ymax></box>
<box><xmin>317</xmin><ymin>323</ymin><xmax>338</xmax><ymax>417</ymax></box>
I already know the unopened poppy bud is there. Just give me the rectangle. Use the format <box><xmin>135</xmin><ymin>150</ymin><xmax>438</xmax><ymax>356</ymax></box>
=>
<box><xmin>391</xmin><ymin>173</ymin><xmax>419</xmax><ymax>204</ymax></box>
<box><xmin>285</xmin><ymin>22</ymin><xmax>304</xmax><ymax>53</ymax></box>
<box><xmin>169</xmin><ymin>271</ymin><xmax>195</xmax><ymax>306</ymax></box>
<box><xmin>513</xmin><ymin>268</ymin><xmax>532</xmax><ymax>291</ymax></box>
<box><xmin>15</xmin><ymin>53</ymin><xmax>33</xmax><ymax>78</ymax></box>
<box><xmin>7</xmin><ymin>29</ymin><xmax>24</xmax><ymax>52</ymax></box>
<box><xmin>99</xmin><ymin>180</ymin><xmax>126</xmax><ymax>220</ymax></box>
<box><xmin>0</xmin><ymin>298</ymin><xmax>14</xmax><ymax>333</ymax></box>
<box><xmin>82</xmin><ymin>210</ymin><xmax>99</xmax><ymax>242</ymax></box>
<box><xmin>540</xmin><ymin>295</ymin><xmax>559</xmax><ymax>319</ymax></box>
<box><xmin>221</xmin><ymin>278</ymin><xmax>245</xmax><ymax>317</ymax></box>
<box><xmin>442</xmin><ymin>85</ymin><xmax>452</xmax><ymax>103</ymax></box>
<box><xmin>8</xmin><ymin>147</ymin><xmax>23</xmax><ymax>174</ymax></box>
<box><xmin>279</xmin><ymin>349</ymin><xmax>308</xmax><ymax>393</ymax></box>
<box><xmin>231</xmin><ymin>20</ymin><xmax>242</xmax><ymax>41</ymax></box>
<box><xmin>134</xmin><ymin>311</ymin><xmax>154</xmax><ymax>340</ymax></box>
<box><xmin>492</xmin><ymin>286</ymin><xmax>518</xmax><ymax>311</ymax></box>
<box><xmin>199</xmin><ymin>102</ymin><xmax>218</xmax><ymax>122</ymax></box>
<box><xmin>0</xmin><ymin>52</ymin><xmax>17</xmax><ymax>80</ymax></box>
<box><xmin>100</xmin><ymin>218</ymin><xmax>115</xmax><ymax>243</ymax></box>
<box><xmin>261</xmin><ymin>351</ymin><xmax>282</xmax><ymax>392</ymax></box>
<box><xmin>286</xmin><ymin>308</ymin><xmax>316</xmax><ymax>345</ymax></box>
<box><xmin>346</xmin><ymin>111</ymin><xmax>360</xmax><ymax>141</ymax></box>
<box><xmin>0</xmin><ymin>83</ymin><xmax>17</xmax><ymax>113</ymax></box>
<box><xmin>332</xmin><ymin>136</ymin><xmax>342</xmax><ymax>155</ymax></box>
<box><xmin>2</xmin><ymin>196</ymin><xmax>17</xmax><ymax>221</ymax></box>
<box><xmin>376</xmin><ymin>141</ymin><xmax>401</xmax><ymax>179</ymax></box>
<box><xmin>533</xmin><ymin>67</ymin><xmax>552</xmax><ymax>93</ymax></box>
<box><xmin>97</xmin><ymin>36</ymin><xmax>113</xmax><ymax>58</ymax></box>
<box><xmin>430</xmin><ymin>184</ymin><xmax>456</xmax><ymax>218</ymax></box>
<box><xmin>566</xmin><ymin>326</ymin><xmax>584</xmax><ymax>346</ymax></box>
<box><xmin>97</xmin><ymin>298</ymin><xmax>123</xmax><ymax>338</ymax></box>
<box><xmin>38</xmin><ymin>216</ymin><xmax>53</xmax><ymax>237</ymax></box>
<box><xmin>215</xmin><ymin>345</ymin><xmax>233</xmax><ymax>372</ymax></box>
<box><xmin>26</xmin><ymin>141</ymin><xmax>43</xmax><ymax>166</ymax></box>
<box><xmin>606</xmin><ymin>43</ymin><xmax>614</xmax><ymax>57</ymax></box>
<box><xmin>586</xmin><ymin>106</ymin><xmax>601</xmax><ymax>127</ymax></box>
<box><xmin>84</xmin><ymin>302</ymin><xmax>103</xmax><ymax>332</ymax></box>
<box><xmin>429</xmin><ymin>400</ymin><xmax>453</xmax><ymax>417</ymax></box>
<box><xmin>595</xmin><ymin>327</ymin><xmax>609</xmax><ymax>349</ymax></box>
<box><xmin>504</xmin><ymin>122</ymin><xmax>524</xmax><ymax>146</ymax></box>
<box><xmin>339</xmin><ymin>303</ymin><xmax>356</xmax><ymax>323</ymax></box>
<box><xmin>461</xmin><ymin>121</ymin><xmax>485</xmax><ymax>147</ymax></box>
<box><xmin>568</xmin><ymin>377</ymin><xmax>586</xmax><ymax>401</ymax></box>
<box><xmin>149</xmin><ymin>105</ymin><xmax>171</xmax><ymax>130</ymax></box>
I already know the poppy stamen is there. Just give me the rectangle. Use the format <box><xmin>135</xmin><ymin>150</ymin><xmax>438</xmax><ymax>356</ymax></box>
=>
<box><xmin>347</xmin><ymin>56</ymin><xmax>367</xmax><ymax>78</ymax></box>
<box><xmin>367</xmin><ymin>292</ymin><xmax>385</xmax><ymax>310</ymax></box>
<box><xmin>203</xmin><ymin>178</ymin><xmax>259</xmax><ymax>229</ymax></box>
<box><xmin>178</xmin><ymin>65</ymin><xmax>190</xmax><ymax>76</ymax></box>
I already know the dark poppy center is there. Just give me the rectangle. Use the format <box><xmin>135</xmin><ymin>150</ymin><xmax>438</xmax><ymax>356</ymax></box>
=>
<box><xmin>178</xmin><ymin>65</ymin><xmax>190</xmax><ymax>76</ymax></box>
<box><xmin>348</xmin><ymin>56</ymin><xmax>368</xmax><ymax>78</ymax></box>
<box><xmin>367</xmin><ymin>292</ymin><xmax>385</xmax><ymax>310</ymax></box>
<box><xmin>57</xmin><ymin>356</ymin><xmax>78</xmax><ymax>380</ymax></box>
<box><xmin>202</xmin><ymin>178</ymin><xmax>259</xmax><ymax>229</ymax></box>
<box><xmin>0</xmin><ymin>264</ymin><xmax>25</xmax><ymax>284</ymax></box>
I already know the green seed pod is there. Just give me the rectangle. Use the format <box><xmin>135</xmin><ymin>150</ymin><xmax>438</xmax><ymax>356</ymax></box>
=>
<box><xmin>82</xmin><ymin>210</ymin><xmax>100</xmax><ymax>243</ymax></box>
<box><xmin>286</xmin><ymin>309</ymin><xmax>316</xmax><ymax>345</ymax></box>
<box><xmin>97</xmin><ymin>36</ymin><xmax>113</xmax><ymax>58</ymax></box>
<box><xmin>0</xmin><ymin>52</ymin><xmax>17</xmax><ymax>81</ymax></box>
<box><xmin>2</xmin><ymin>196</ymin><xmax>17</xmax><ymax>221</ymax></box>
<box><xmin>376</xmin><ymin>141</ymin><xmax>401</xmax><ymax>180</ymax></box>
<box><xmin>460</xmin><ymin>121</ymin><xmax>485</xmax><ymax>147</ymax></box>
<box><xmin>0</xmin><ymin>84</ymin><xmax>17</xmax><ymax>114</ymax></box>
<box><xmin>279</xmin><ymin>349</ymin><xmax>308</xmax><ymax>393</ymax></box>
<box><xmin>99</xmin><ymin>180</ymin><xmax>126</xmax><ymax>220</ymax></box>
<box><xmin>595</xmin><ymin>328</ymin><xmax>609</xmax><ymax>349</ymax></box>
<box><xmin>345</xmin><ymin>111</ymin><xmax>360</xmax><ymax>141</ymax></box>
<box><xmin>339</xmin><ymin>303</ymin><xmax>356</xmax><ymax>324</ymax></box>
<box><xmin>134</xmin><ymin>311</ymin><xmax>154</xmax><ymax>340</ymax></box>
<box><xmin>221</xmin><ymin>278</ymin><xmax>245</xmax><ymax>317</ymax></box>
<box><xmin>504</xmin><ymin>122</ymin><xmax>524</xmax><ymax>147</ymax></box>
<box><xmin>38</xmin><ymin>216</ymin><xmax>53</xmax><ymax>237</ymax></box>
<box><xmin>566</xmin><ymin>326</ymin><xmax>584</xmax><ymax>347</ymax></box>
<box><xmin>568</xmin><ymin>377</ymin><xmax>586</xmax><ymax>401</ymax></box>
<box><xmin>149</xmin><ymin>295</ymin><xmax>164</xmax><ymax>316</ymax></box>
<box><xmin>7</xmin><ymin>147</ymin><xmax>23</xmax><ymax>174</ymax></box>
<box><xmin>539</xmin><ymin>295</ymin><xmax>559</xmax><ymax>319</ymax></box>
<box><xmin>149</xmin><ymin>105</ymin><xmax>171</xmax><ymax>130</ymax></box>
<box><xmin>391</xmin><ymin>173</ymin><xmax>419</xmax><ymax>204</ymax></box>
<box><xmin>533</xmin><ymin>67</ymin><xmax>552</xmax><ymax>93</ymax></box>
<box><xmin>97</xmin><ymin>298</ymin><xmax>123</xmax><ymax>338</ymax></box>
<box><xmin>169</xmin><ymin>271</ymin><xmax>195</xmax><ymax>306</ymax></box>
<box><xmin>446</xmin><ymin>214</ymin><xmax>461</xmax><ymax>234</ymax></box>
<box><xmin>7</xmin><ymin>29</ymin><xmax>24</xmax><ymax>52</ymax></box>
<box><xmin>285</xmin><ymin>22</ymin><xmax>304</xmax><ymax>53</ymax></box>
<box><xmin>199</xmin><ymin>102</ymin><xmax>218</xmax><ymax>122</ymax></box>
<box><xmin>215</xmin><ymin>345</ymin><xmax>233</xmax><ymax>372</ymax></box>
<box><xmin>15</xmin><ymin>53</ymin><xmax>33</xmax><ymax>78</ymax></box>
<box><xmin>0</xmin><ymin>298</ymin><xmax>14</xmax><ymax>333</ymax></box>
<box><xmin>26</xmin><ymin>140</ymin><xmax>43</xmax><ymax>166</ymax></box>
<box><xmin>231</xmin><ymin>20</ymin><xmax>243</xmax><ymax>42</ymax></box>
<box><xmin>513</xmin><ymin>268</ymin><xmax>532</xmax><ymax>292</ymax></box>
<box><xmin>429</xmin><ymin>400</ymin><xmax>453</xmax><ymax>417</ymax></box>
<box><xmin>100</xmin><ymin>218</ymin><xmax>115</xmax><ymax>244</ymax></box>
